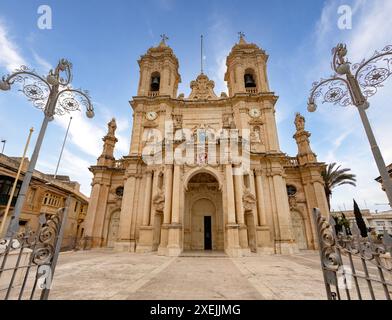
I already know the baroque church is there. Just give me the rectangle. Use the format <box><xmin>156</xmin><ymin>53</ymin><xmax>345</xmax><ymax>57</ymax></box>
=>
<box><xmin>83</xmin><ymin>35</ymin><xmax>329</xmax><ymax>256</ymax></box>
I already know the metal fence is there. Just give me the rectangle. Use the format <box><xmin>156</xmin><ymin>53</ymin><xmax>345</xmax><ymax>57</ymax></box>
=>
<box><xmin>0</xmin><ymin>201</ymin><xmax>68</xmax><ymax>300</ymax></box>
<box><xmin>313</xmin><ymin>208</ymin><xmax>392</xmax><ymax>300</ymax></box>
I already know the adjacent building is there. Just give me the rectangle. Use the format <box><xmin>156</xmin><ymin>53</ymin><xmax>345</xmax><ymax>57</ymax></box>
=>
<box><xmin>0</xmin><ymin>153</ymin><xmax>89</xmax><ymax>249</ymax></box>
<box><xmin>83</xmin><ymin>36</ymin><xmax>329</xmax><ymax>256</ymax></box>
<box><xmin>334</xmin><ymin>209</ymin><xmax>392</xmax><ymax>235</ymax></box>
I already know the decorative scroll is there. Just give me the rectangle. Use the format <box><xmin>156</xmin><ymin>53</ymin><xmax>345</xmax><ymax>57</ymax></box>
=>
<box><xmin>8</xmin><ymin>65</ymin><xmax>51</xmax><ymax>110</ymax></box>
<box><xmin>310</xmin><ymin>78</ymin><xmax>352</xmax><ymax>107</ymax></box>
<box><xmin>0</xmin><ymin>211</ymin><xmax>64</xmax><ymax>265</ymax></box>
<box><xmin>1</xmin><ymin>60</ymin><xmax>93</xmax><ymax>117</ymax></box>
<box><xmin>352</xmin><ymin>45</ymin><xmax>392</xmax><ymax>98</ymax></box>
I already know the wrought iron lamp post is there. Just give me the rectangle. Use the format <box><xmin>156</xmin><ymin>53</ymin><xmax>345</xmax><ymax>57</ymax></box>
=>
<box><xmin>0</xmin><ymin>59</ymin><xmax>94</xmax><ymax>236</ymax></box>
<box><xmin>307</xmin><ymin>44</ymin><xmax>392</xmax><ymax>207</ymax></box>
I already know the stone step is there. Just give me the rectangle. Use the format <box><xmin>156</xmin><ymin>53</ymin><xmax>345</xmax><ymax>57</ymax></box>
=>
<box><xmin>179</xmin><ymin>250</ymin><xmax>229</xmax><ymax>258</ymax></box>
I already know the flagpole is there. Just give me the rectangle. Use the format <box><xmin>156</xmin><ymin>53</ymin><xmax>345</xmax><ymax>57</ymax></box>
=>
<box><xmin>0</xmin><ymin>128</ymin><xmax>34</xmax><ymax>236</ymax></box>
<box><xmin>53</xmin><ymin>116</ymin><xmax>72</xmax><ymax>180</ymax></box>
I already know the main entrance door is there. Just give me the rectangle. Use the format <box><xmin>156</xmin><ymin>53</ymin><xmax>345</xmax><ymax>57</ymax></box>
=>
<box><xmin>184</xmin><ymin>172</ymin><xmax>224</xmax><ymax>251</ymax></box>
<box><xmin>204</xmin><ymin>216</ymin><xmax>212</xmax><ymax>250</ymax></box>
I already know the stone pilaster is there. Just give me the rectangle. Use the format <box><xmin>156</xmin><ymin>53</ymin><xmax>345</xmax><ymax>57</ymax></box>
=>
<box><xmin>115</xmin><ymin>165</ymin><xmax>137</xmax><ymax>251</ymax></box>
<box><xmin>158</xmin><ymin>164</ymin><xmax>173</xmax><ymax>255</ymax></box>
<box><xmin>167</xmin><ymin>164</ymin><xmax>182</xmax><ymax>256</ymax></box>
<box><xmin>224</xmin><ymin>164</ymin><xmax>241</xmax><ymax>256</ymax></box>
<box><xmin>233</xmin><ymin>167</ymin><xmax>249</xmax><ymax>251</ymax></box>
<box><xmin>254</xmin><ymin>169</ymin><xmax>273</xmax><ymax>253</ymax></box>
<box><xmin>136</xmin><ymin>169</ymin><xmax>154</xmax><ymax>253</ymax></box>
<box><xmin>270</xmin><ymin>165</ymin><xmax>297</xmax><ymax>254</ymax></box>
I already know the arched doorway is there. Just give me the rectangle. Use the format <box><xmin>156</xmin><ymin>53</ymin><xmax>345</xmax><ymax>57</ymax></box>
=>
<box><xmin>184</xmin><ymin>172</ymin><xmax>224</xmax><ymax>251</ymax></box>
<box><xmin>107</xmin><ymin>210</ymin><xmax>120</xmax><ymax>248</ymax></box>
<box><xmin>291</xmin><ymin>210</ymin><xmax>307</xmax><ymax>250</ymax></box>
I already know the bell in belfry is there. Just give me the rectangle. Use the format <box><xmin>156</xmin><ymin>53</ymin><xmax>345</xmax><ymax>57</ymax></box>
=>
<box><xmin>244</xmin><ymin>73</ymin><xmax>256</xmax><ymax>88</ymax></box>
<box><xmin>151</xmin><ymin>76</ymin><xmax>160</xmax><ymax>91</ymax></box>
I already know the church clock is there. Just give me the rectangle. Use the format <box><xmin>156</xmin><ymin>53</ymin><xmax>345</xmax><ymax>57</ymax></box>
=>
<box><xmin>249</xmin><ymin>108</ymin><xmax>261</xmax><ymax>118</ymax></box>
<box><xmin>146</xmin><ymin>111</ymin><xmax>158</xmax><ymax>121</ymax></box>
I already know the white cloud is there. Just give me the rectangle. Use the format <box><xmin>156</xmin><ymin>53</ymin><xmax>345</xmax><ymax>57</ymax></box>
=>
<box><xmin>206</xmin><ymin>15</ymin><xmax>232</xmax><ymax>94</ymax></box>
<box><xmin>0</xmin><ymin>19</ymin><xmax>26</xmax><ymax>72</ymax></box>
<box><xmin>32</xmin><ymin>50</ymin><xmax>52</xmax><ymax>73</ymax></box>
<box><xmin>54</xmin><ymin>149</ymin><xmax>93</xmax><ymax>196</ymax></box>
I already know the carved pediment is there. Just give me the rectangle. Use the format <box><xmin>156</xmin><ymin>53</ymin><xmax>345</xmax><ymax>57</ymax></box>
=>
<box><xmin>188</xmin><ymin>74</ymin><xmax>218</xmax><ymax>100</ymax></box>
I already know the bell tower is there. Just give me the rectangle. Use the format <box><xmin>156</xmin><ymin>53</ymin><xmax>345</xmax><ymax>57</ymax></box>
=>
<box><xmin>137</xmin><ymin>35</ymin><xmax>181</xmax><ymax>98</ymax></box>
<box><xmin>224</xmin><ymin>33</ymin><xmax>270</xmax><ymax>96</ymax></box>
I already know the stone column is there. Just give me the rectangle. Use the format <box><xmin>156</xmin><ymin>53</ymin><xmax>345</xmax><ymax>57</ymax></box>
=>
<box><xmin>167</xmin><ymin>164</ymin><xmax>182</xmax><ymax>256</ymax></box>
<box><xmin>233</xmin><ymin>172</ymin><xmax>244</xmax><ymax>225</ymax></box>
<box><xmin>254</xmin><ymin>169</ymin><xmax>273</xmax><ymax>252</ymax></box>
<box><xmin>271</xmin><ymin>166</ymin><xmax>296</xmax><ymax>254</ymax></box>
<box><xmin>91</xmin><ymin>183</ymin><xmax>109</xmax><ymax>246</ymax></box>
<box><xmin>158</xmin><ymin>164</ymin><xmax>173</xmax><ymax>255</ymax></box>
<box><xmin>149</xmin><ymin>169</ymin><xmax>159</xmax><ymax>225</ymax></box>
<box><xmin>163</xmin><ymin>164</ymin><xmax>173</xmax><ymax>224</ymax></box>
<box><xmin>265</xmin><ymin>103</ymin><xmax>280</xmax><ymax>152</ymax></box>
<box><xmin>115</xmin><ymin>175</ymin><xmax>136</xmax><ymax>252</ymax></box>
<box><xmin>142</xmin><ymin>171</ymin><xmax>153</xmax><ymax>226</ymax></box>
<box><xmin>225</xmin><ymin>164</ymin><xmax>237</xmax><ymax>224</ymax></box>
<box><xmin>254</xmin><ymin>170</ymin><xmax>266</xmax><ymax>225</ymax></box>
<box><xmin>225</xmin><ymin>164</ymin><xmax>241</xmax><ymax>256</ymax></box>
<box><xmin>234</xmin><ymin>167</ymin><xmax>248</xmax><ymax>250</ymax></box>
<box><xmin>83</xmin><ymin>181</ymin><xmax>101</xmax><ymax>247</ymax></box>
<box><xmin>171</xmin><ymin>165</ymin><xmax>181</xmax><ymax>224</ymax></box>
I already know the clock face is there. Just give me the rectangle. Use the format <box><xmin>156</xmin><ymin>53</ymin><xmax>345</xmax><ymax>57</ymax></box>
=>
<box><xmin>249</xmin><ymin>108</ymin><xmax>261</xmax><ymax>118</ymax></box>
<box><xmin>146</xmin><ymin>111</ymin><xmax>158</xmax><ymax>121</ymax></box>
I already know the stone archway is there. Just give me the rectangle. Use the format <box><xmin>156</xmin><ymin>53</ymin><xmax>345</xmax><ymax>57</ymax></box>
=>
<box><xmin>107</xmin><ymin>210</ymin><xmax>120</xmax><ymax>248</ymax></box>
<box><xmin>291</xmin><ymin>210</ymin><xmax>307</xmax><ymax>250</ymax></box>
<box><xmin>183</xmin><ymin>172</ymin><xmax>224</xmax><ymax>251</ymax></box>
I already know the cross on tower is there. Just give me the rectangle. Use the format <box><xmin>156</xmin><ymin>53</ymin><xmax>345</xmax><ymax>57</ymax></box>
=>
<box><xmin>160</xmin><ymin>34</ymin><xmax>169</xmax><ymax>44</ymax></box>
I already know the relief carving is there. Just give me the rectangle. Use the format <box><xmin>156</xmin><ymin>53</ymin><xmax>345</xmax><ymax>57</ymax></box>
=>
<box><xmin>242</xmin><ymin>188</ymin><xmax>256</xmax><ymax>211</ymax></box>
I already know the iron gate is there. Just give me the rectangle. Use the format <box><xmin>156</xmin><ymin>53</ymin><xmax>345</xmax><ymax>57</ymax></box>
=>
<box><xmin>0</xmin><ymin>197</ymin><xmax>69</xmax><ymax>300</ymax></box>
<box><xmin>313</xmin><ymin>208</ymin><xmax>392</xmax><ymax>300</ymax></box>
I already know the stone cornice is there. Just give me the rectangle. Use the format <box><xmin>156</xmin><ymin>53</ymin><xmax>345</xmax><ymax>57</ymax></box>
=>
<box><xmin>130</xmin><ymin>92</ymin><xmax>278</xmax><ymax>110</ymax></box>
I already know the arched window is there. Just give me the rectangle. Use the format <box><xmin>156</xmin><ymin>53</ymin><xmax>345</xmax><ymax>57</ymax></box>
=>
<box><xmin>286</xmin><ymin>185</ymin><xmax>297</xmax><ymax>196</ymax></box>
<box><xmin>115</xmin><ymin>186</ymin><xmax>124</xmax><ymax>197</ymax></box>
<box><xmin>0</xmin><ymin>175</ymin><xmax>22</xmax><ymax>206</ymax></box>
<box><xmin>244</xmin><ymin>69</ymin><xmax>256</xmax><ymax>88</ymax></box>
<box><xmin>150</xmin><ymin>72</ymin><xmax>160</xmax><ymax>92</ymax></box>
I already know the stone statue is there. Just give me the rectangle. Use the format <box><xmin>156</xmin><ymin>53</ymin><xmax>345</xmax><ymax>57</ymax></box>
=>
<box><xmin>294</xmin><ymin>113</ymin><xmax>305</xmax><ymax>132</ymax></box>
<box><xmin>108</xmin><ymin>118</ymin><xmax>117</xmax><ymax>136</ymax></box>
<box><xmin>251</xmin><ymin>126</ymin><xmax>261</xmax><ymax>143</ymax></box>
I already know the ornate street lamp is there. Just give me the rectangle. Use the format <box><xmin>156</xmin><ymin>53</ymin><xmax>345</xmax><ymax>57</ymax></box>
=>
<box><xmin>0</xmin><ymin>59</ymin><xmax>94</xmax><ymax>236</ymax></box>
<box><xmin>307</xmin><ymin>44</ymin><xmax>392</xmax><ymax>207</ymax></box>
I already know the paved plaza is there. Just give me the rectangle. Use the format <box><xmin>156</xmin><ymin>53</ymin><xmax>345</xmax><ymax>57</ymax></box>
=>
<box><xmin>45</xmin><ymin>249</ymin><xmax>327</xmax><ymax>300</ymax></box>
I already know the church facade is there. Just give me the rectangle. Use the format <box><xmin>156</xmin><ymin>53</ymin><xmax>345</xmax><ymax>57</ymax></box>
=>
<box><xmin>83</xmin><ymin>36</ymin><xmax>329</xmax><ymax>256</ymax></box>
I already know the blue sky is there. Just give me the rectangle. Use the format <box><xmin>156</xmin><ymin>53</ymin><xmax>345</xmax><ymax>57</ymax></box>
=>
<box><xmin>0</xmin><ymin>0</ymin><xmax>391</xmax><ymax>212</ymax></box>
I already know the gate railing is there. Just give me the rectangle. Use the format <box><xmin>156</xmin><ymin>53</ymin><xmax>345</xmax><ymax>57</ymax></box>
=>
<box><xmin>0</xmin><ymin>197</ymin><xmax>69</xmax><ymax>300</ymax></box>
<box><xmin>313</xmin><ymin>208</ymin><xmax>392</xmax><ymax>300</ymax></box>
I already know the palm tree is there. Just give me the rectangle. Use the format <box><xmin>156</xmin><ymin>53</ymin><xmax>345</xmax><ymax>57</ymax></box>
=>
<box><xmin>322</xmin><ymin>162</ymin><xmax>357</xmax><ymax>210</ymax></box>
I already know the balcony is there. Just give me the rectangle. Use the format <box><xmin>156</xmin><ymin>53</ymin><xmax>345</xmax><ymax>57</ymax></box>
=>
<box><xmin>148</xmin><ymin>91</ymin><xmax>159</xmax><ymax>98</ymax></box>
<box><xmin>113</xmin><ymin>160</ymin><xmax>125</xmax><ymax>169</ymax></box>
<box><xmin>285</xmin><ymin>157</ymin><xmax>299</xmax><ymax>167</ymax></box>
<box><xmin>246</xmin><ymin>88</ymin><xmax>258</xmax><ymax>94</ymax></box>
